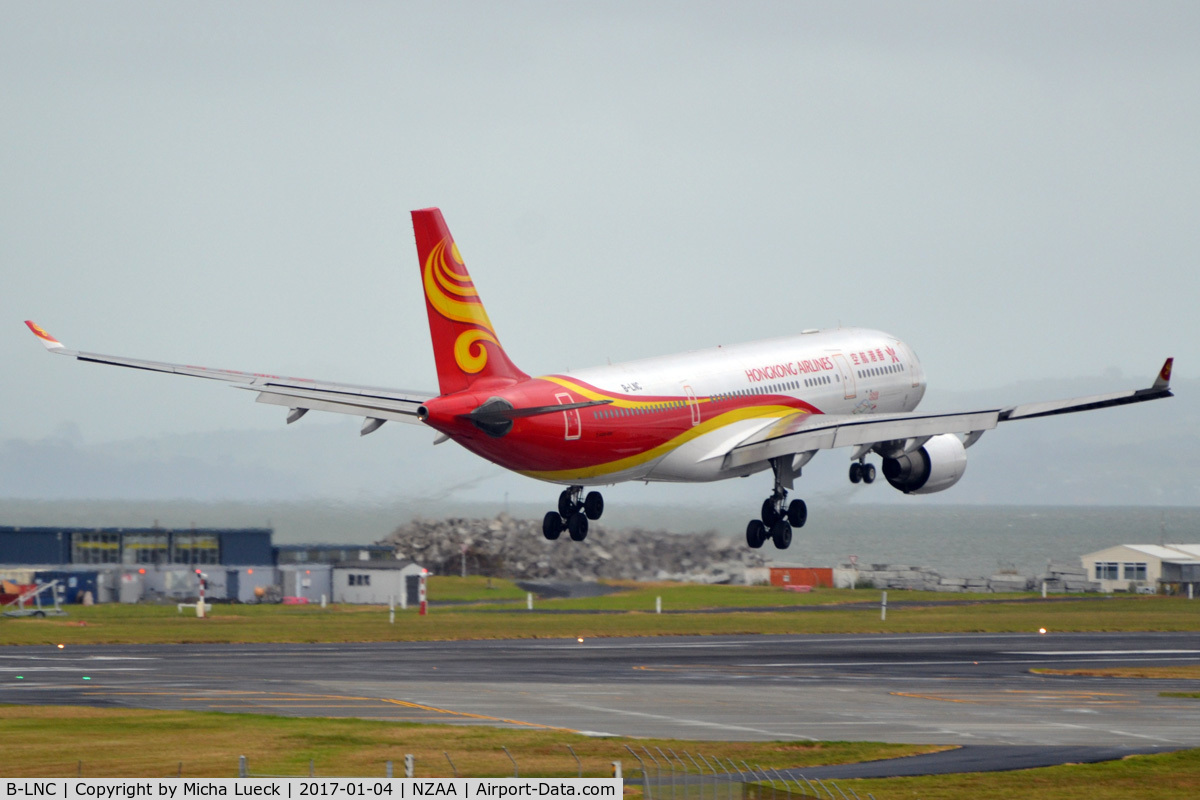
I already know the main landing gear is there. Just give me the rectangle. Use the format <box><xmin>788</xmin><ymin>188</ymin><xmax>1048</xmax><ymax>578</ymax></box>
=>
<box><xmin>542</xmin><ymin>486</ymin><xmax>604</xmax><ymax>542</ymax></box>
<box><xmin>746</xmin><ymin>458</ymin><xmax>807</xmax><ymax>550</ymax></box>
<box><xmin>849</xmin><ymin>459</ymin><xmax>876</xmax><ymax>484</ymax></box>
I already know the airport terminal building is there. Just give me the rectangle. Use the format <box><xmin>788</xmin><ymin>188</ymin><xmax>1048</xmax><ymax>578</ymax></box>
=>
<box><xmin>0</xmin><ymin>525</ymin><xmax>421</xmax><ymax>605</ymax></box>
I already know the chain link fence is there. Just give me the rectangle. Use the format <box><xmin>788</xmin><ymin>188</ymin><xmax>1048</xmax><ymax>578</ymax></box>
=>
<box><xmin>622</xmin><ymin>746</ymin><xmax>877</xmax><ymax>800</ymax></box>
<box><xmin>67</xmin><ymin>748</ymin><xmax>876</xmax><ymax>798</ymax></box>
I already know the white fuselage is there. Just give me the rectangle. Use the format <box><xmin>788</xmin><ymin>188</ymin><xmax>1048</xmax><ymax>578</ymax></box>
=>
<box><xmin>551</xmin><ymin>327</ymin><xmax>927</xmax><ymax>485</ymax></box>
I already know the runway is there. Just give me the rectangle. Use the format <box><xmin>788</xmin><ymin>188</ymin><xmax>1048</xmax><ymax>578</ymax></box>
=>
<box><xmin>3</xmin><ymin>632</ymin><xmax>1199</xmax><ymax>753</ymax></box>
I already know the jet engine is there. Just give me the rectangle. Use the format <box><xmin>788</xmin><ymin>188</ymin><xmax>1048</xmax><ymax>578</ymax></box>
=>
<box><xmin>881</xmin><ymin>433</ymin><xmax>967</xmax><ymax>494</ymax></box>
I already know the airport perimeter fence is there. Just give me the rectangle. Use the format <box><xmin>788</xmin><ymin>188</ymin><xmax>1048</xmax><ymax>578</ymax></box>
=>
<box><xmin>622</xmin><ymin>746</ymin><xmax>877</xmax><ymax>800</ymax></box>
<box><xmin>65</xmin><ymin>750</ymin><xmax>876</xmax><ymax>799</ymax></box>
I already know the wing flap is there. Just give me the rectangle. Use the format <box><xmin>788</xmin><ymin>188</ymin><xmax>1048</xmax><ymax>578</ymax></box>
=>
<box><xmin>725</xmin><ymin>411</ymin><xmax>1000</xmax><ymax>469</ymax></box>
<box><xmin>253</xmin><ymin>389</ymin><xmax>422</xmax><ymax>424</ymax></box>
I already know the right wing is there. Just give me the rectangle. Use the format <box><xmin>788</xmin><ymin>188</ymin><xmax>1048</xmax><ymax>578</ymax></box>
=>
<box><xmin>720</xmin><ymin>358</ymin><xmax>1174</xmax><ymax>470</ymax></box>
<box><xmin>25</xmin><ymin>321</ymin><xmax>435</xmax><ymax>431</ymax></box>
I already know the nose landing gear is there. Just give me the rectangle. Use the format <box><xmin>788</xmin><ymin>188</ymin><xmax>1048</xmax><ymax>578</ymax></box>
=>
<box><xmin>543</xmin><ymin>486</ymin><xmax>604</xmax><ymax>542</ymax></box>
<box><xmin>746</xmin><ymin>458</ymin><xmax>806</xmax><ymax>549</ymax></box>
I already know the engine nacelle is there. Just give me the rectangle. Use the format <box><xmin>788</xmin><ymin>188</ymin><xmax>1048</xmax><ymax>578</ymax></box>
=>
<box><xmin>881</xmin><ymin>433</ymin><xmax>967</xmax><ymax>494</ymax></box>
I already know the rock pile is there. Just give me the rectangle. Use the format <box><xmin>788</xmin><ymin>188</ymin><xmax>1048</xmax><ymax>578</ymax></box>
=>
<box><xmin>840</xmin><ymin>564</ymin><xmax>983</xmax><ymax>592</ymax></box>
<box><xmin>1036</xmin><ymin>561</ymin><xmax>1102</xmax><ymax>593</ymax></box>
<box><xmin>379</xmin><ymin>514</ymin><xmax>764</xmax><ymax>583</ymax></box>
<box><xmin>841</xmin><ymin>561</ymin><xmax>1101</xmax><ymax>593</ymax></box>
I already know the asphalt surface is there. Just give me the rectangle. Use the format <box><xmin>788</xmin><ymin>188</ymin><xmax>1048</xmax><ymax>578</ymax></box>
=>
<box><xmin>774</xmin><ymin>744</ymin><xmax>1180</xmax><ymax>779</ymax></box>
<box><xmin>3</xmin><ymin>632</ymin><xmax>1198</xmax><ymax>776</ymax></box>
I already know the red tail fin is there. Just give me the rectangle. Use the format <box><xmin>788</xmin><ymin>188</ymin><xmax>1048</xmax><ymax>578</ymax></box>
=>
<box><xmin>411</xmin><ymin>208</ymin><xmax>528</xmax><ymax>396</ymax></box>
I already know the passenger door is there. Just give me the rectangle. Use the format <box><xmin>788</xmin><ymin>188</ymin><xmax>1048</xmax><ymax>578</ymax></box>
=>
<box><xmin>555</xmin><ymin>392</ymin><xmax>582</xmax><ymax>440</ymax></box>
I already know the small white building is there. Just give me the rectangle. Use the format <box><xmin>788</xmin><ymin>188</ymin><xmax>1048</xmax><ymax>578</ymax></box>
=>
<box><xmin>332</xmin><ymin>561</ymin><xmax>425</xmax><ymax>605</ymax></box>
<box><xmin>1080</xmin><ymin>544</ymin><xmax>1200</xmax><ymax>593</ymax></box>
<box><xmin>278</xmin><ymin>564</ymin><xmax>333</xmax><ymax>603</ymax></box>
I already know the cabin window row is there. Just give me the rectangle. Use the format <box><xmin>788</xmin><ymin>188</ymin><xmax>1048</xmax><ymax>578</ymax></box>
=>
<box><xmin>596</xmin><ymin>373</ymin><xmax>847</xmax><ymax>417</ymax></box>
<box><xmin>857</xmin><ymin>363</ymin><xmax>905</xmax><ymax>379</ymax></box>
<box><xmin>596</xmin><ymin>401</ymin><xmax>687</xmax><ymax>419</ymax></box>
<box><xmin>712</xmin><ymin>376</ymin><xmax>835</xmax><ymax>403</ymax></box>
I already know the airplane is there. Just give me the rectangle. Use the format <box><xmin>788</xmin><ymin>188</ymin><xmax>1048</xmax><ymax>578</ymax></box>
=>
<box><xmin>26</xmin><ymin>207</ymin><xmax>1174</xmax><ymax>549</ymax></box>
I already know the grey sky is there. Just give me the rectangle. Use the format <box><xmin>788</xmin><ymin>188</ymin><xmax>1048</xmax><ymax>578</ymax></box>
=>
<box><xmin>4</xmin><ymin>1</ymin><xmax>1198</xmax><ymax>451</ymax></box>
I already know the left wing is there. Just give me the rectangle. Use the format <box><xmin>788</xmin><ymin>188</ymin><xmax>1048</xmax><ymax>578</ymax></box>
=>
<box><xmin>25</xmin><ymin>321</ymin><xmax>435</xmax><ymax>431</ymax></box>
<box><xmin>720</xmin><ymin>358</ymin><xmax>1174</xmax><ymax>470</ymax></box>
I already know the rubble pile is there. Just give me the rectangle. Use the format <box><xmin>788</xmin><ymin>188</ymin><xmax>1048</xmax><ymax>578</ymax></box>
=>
<box><xmin>843</xmin><ymin>561</ymin><xmax>1101</xmax><ymax>593</ymax></box>
<box><xmin>1036</xmin><ymin>561</ymin><xmax>1103</xmax><ymax>593</ymax></box>
<box><xmin>380</xmin><ymin>514</ymin><xmax>764</xmax><ymax>583</ymax></box>
<box><xmin>844</xmin><ymin>564</ymin><xmax>980</xmax><ymax>592</ymax></box>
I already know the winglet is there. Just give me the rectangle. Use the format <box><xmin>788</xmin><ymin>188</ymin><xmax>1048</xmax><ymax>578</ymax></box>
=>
<box><xmin>25</xmin><ymin>320</ymin><xmax>65</xmax><ymax>351</ymax></box>
<box><xmin>1152</xmin><ymin>357</ymin><xmax>1174</xmax><ymax>391</ymax></box>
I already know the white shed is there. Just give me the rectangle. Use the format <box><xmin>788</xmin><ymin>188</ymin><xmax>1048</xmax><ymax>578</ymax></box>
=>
<box><xmin>1080</xmin><ymin>544</ymin><xmax>1200</xmax><ymax>593</ymax></box>
<box><xmin>332</xmin><ymin>561</ymin><xmax>425</xmax><ymax>605</ymax></box>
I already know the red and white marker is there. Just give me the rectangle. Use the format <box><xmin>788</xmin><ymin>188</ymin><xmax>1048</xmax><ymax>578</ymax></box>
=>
<box><xmin>196</xmin><ymin>569</ymin><xmax>207</xmax><ymax>619</ymax></box>
<box><xmin>419</xmin><ymin>569</ymin><xmax>428</xmax><ymax>616</ymax></box>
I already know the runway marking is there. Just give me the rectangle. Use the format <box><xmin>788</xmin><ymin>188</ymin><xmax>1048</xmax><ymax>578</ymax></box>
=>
<box><xmin>1007</xmin><ymin>650</ymin><xmax>1200</xmax><ymax>656</ymax></box>
<box><xmin>0</xmin><ymin>667</ymin><xmax>153</xmax><ymax>672</ymax></box>
<box><xmin>82</xmin><ymin>691</ymin><xmax>278</xmax><ymax>697</ymax></box>
<box><xmin>535</xmin><ymin>697</ymin><xmax>817</xmax><ymax>741</ymax></box>
<box><xmin>891</xmin><ymin>690</ymin><xmax>1136</xmax><ymax>706</ymax></box>
<box><xmin>1042</xmin><ymin>721</ymin><xmax>1192</xmax><ymax>745</ymax></box>
<box><xmin>891</xmin><ymin>692</ymin><xmax>976</xmax><ymax>705</ymax></box>
<box><xmin>206</xmin><ymin>704</ymin><xmax>413</xmax><ymax>709</ymax></box>
<box><xmin>1104</xmin><ymin>728</ymin><xmax>1181</xmax><ymax>744</ymax></box>
<box><xmin>0</xmin><ymin>655</ymin><xmax>159</xmax><ymax>661</ymax></box>
<box><xmin>77</xmin><ymin>687</ymin><xmax>579</xmax><ymax>733</ymax></box>
<box><xmin>376</xmin><ymin>696</ymin><xmax>579</xmax><ymax>733</ymax></box>
<box><xmin>633</xmin><ymin>655</ymin><xmax>1200</xmax><ymax>676</ymax></box>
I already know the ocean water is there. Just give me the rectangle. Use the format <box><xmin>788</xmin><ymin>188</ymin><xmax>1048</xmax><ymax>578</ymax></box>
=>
<box><xmin>3</xmin><ymin>499</ymin><xmax>1197</xmax><ymax>579</ymax></box>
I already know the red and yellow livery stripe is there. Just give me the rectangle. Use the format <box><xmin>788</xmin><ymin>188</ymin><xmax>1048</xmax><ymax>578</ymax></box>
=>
<box><xmin>510</xmin><ymin>375</ymin><xmax>817</xmax><ymax>481</ymax></box>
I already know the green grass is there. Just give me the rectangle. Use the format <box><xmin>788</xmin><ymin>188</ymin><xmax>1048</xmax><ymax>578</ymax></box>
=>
<box><xmin>2</xmin><ymin>587</ymin><xmax>1198</xmax><ymax>645</ymax></box>
<box><xmin>818</xmin><ymin>747</ymin><xmax>1200</xmax><ymax>799</ymax></box>
<box><xmin>469</xmin><ymin>581</ymin><xmax>1037</xmax><ymax>611</ymax></box>
<box><xmin>427</xmin><ymin>575</ymin><xmax>527</xmax><ymax>602</ymax></box>
<box><xmin>1032</xmin><ymin>665</ymin><xmax>1200</xmax><ymax>679</ymax></box>
<box><xmin>4</xmin><ymin>704</ymin><xmax>1199</xmax><ymax>798</ymax></box>
<box><xmin>0</xmin><ymin>704</ymin><xmax>940</xmax><ymax>778</ymax></box>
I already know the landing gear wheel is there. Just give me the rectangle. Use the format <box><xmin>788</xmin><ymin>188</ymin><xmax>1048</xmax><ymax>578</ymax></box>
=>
<box><xmin>849</xmin><ymin>462</ymin><xmax>863</xmax><ymax>484</ymax></box>
<box><xmin>787</xmin><ymin>498</ymin><xmax>808</xmax><ymax>528</ymax></box>
<box><xmin>761</xmin><ymin>498</ymin><xmax>780</xmax><ymax>527</ymax></box>
<box><xmin>770</xmin><ymin>520</ymin><xmax>793</xmax><ymax>549</ymax></box>
<box><xmin>542</xmin><ymin>511</ymin><xmax>563</xmax><ymax>540</ymax></box>
<box><xmin>584</xmin><ymin>491</ymin><xmax>604</xmax><ymax>520</ymax></box>
<box><xmin>558</xmin><ymin>490</ymin><xmax>576</xmax><ymax>518</ymax></box>
<box><xmin>568</xmin><ymin>512</ymin><xmax>589</xmax><ymax>542</ymax></box>
<box><xmin>745</xmin><ymin>519</ymin><xmax>766</xmax><ymax>549</ymax></box>
<box><xmin>862</xmin><ymin>463</ymin><xmax>876</xmax><ymax>484</ymax></box>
